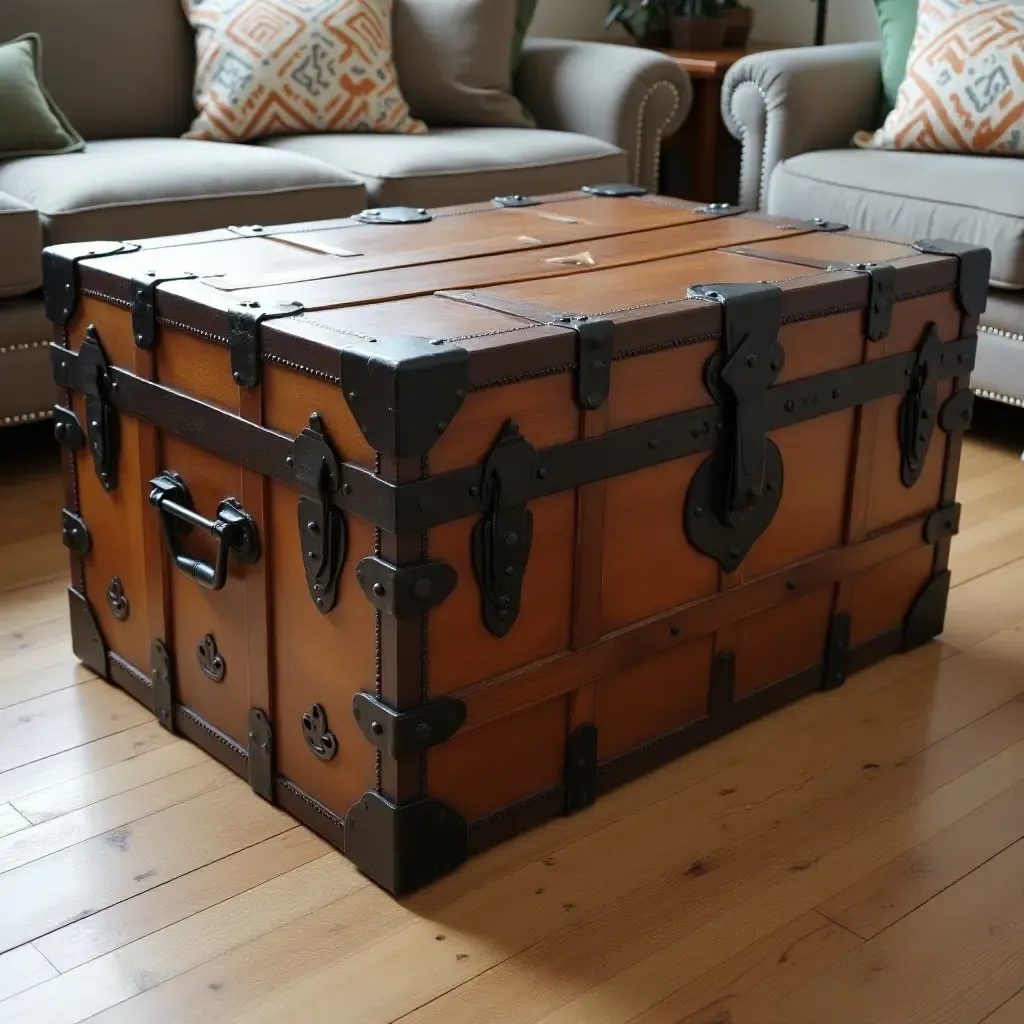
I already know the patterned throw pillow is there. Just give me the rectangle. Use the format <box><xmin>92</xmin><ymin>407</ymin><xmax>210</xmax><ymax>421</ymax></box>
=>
<box><xmin>855</xmin><ymin>0</ymin><xmax>1024</xmax><ymax>155</ymax></box>
<box><xmin>182</xmin><ymin>0</ymin><xmax>426</xmax><ymax>143</ymax></box>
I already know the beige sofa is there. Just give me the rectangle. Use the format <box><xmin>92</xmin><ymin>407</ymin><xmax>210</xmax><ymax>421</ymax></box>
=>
<box><xmin>722</xmin><ymin>43</ymin><xmax>1024</xmax><ymax>408</ymax></box>
<box><xmin>0</xmin><ymin>0</ymin><xmax>691</xmax><ymax>427</ymax></box>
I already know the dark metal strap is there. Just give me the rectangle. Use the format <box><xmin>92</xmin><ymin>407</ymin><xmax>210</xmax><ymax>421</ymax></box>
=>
<box><xmin>131</xmin><ymin>272</ymin><xmax>199</xmax><ymax>349</ymax></box>
<box><xmin>43</xmin><ymin>241</ymin><xmax>140</xmax><ymax>327</ymax></box>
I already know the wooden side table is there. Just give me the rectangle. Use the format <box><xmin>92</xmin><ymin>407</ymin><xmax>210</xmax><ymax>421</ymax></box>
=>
<box><xmin>659</xmin><ymin>44</ymin><xmax>782</xmax><ymax>203</ymax></box>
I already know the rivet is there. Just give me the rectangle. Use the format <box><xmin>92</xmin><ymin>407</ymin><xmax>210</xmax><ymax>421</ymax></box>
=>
<box><xmin>307</xmin><ymin>521</ymin><xmax>319</xmax><ymax>533</ymax></box>
<box><xmin>745</xmin><ymin>355</ymin><xmax>758</xmax><ymax>368</ymax></box>
<box><xmin>307</xmin><ymin>551</ymin><xmax>314</xmax><ymax>560</ymax></box>
<box><xmin>469</xmin><ymin>484</ymin><xmax>479</xmax><ymax>497</ymax></box>
<box><xmin>372</xmin><ymin>582</ymin><xmax>386</xmax><ymax>597</ymax></box>
<box><xmin>786</xmin><ymin>579</ymin><xmax>797</xmax><ymax>591</ymax></box>
<box><xmin>693</xmin><ymin>505</ymin><xmax>703</xmax><ymax>517</ymax></box>
<box><xmin>342</xmin><ymin>482</ymin><xmax>351</xmax><ymax>495</ymax></box>
<box><xmin>771</xmin><ymin>359</ymin><xmax>782</xmax><ymax>371</ymax></box>
<box><xmin>648</xmin><ymin>438</ymin><xmax>658</xmax><ymax>449</ymax></box>
<box><xmin>455</xmin><ymin>389</ymin><xmax>465</xmax><ymax>400</ymax></box>
<box><xmin>347</xmin><ymin>391</ymin><xmax>357</xmax><ymax>402</ymax></box>
<box><xmin>784</xmin><ymin>399</ymin><xmax>795</xmax><ymax>412</ymax></box>
<box><xmin>413</xmin><ymin>578</ymin><xmax>432</xmax><ymax>598</ymax></box>
<box><xmin>316</xmin><ymin>597</ymin><xmax>324</xmax><ymax>607</ymax></box>
<box><xmin>435</xmin><ymin>421</ymin><xmax>446</xmax><ymax>433</ymax></box>
<box><xmin>729</xmin><ymin>546</ymin><xmax>741</xmax><ymax>559</ymax></box>
<box><xmin>536</xmin><ymin>467</ymin><xmax>547</xmax><ymax>479</ymax></box>
<box><xmin>233</xmin><ymin>371</ymin><xmax>243</xmax><ymax>384</ymax></box>
<box><xmin>504</xmin><ymin>566</ymin><xmax>515</xmax><ymax>575</ymax></box>
<box><xmin>285</xmin><ymin>455</ymin><xmax>294</xmax><ymax>467</ymax></box>
<box><xmin>504</xmin><ymin>531</ymin><xmax>518</xmax><ymax>545</ymax></box>
<box><xmin>417</xmin><ymin>722</ymin><xmax>431</xmax><ymax>739</ymax></box>
<box><xmin>371</xmin><ymin>721</ymin><xmax>384</xmax><ymax>736</ymax></box>
<box><xmin>670</xmin><ymin>625</ymin><xmax>680</xmax><ymax>637</ymax></box>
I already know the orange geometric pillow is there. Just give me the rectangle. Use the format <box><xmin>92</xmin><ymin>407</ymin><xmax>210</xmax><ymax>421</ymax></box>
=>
<box><xmin>855</xmin><ymin>0</ymin><xmax>1024</xmax><ymax>155</ymax></box>
<box><xmin>181</xmin><ymin>0</ymin><xmax>426</xmax><ymax>143</ymax></box>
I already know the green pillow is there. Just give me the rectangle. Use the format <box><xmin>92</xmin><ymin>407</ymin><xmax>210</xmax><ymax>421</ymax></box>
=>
<box><xmin>0</xmin><ymin>34</ymin><xmax>84</xmax><ymax>159</ymax></box>
<box><xmin>874</xmin><ymin>0</ymin><xmax>919</xmax><ymax>114</ymax></box>
<box><xmin>512</xmin><ymin>0</ymin><xmax>539</xmax><ymax>73</ymax></box>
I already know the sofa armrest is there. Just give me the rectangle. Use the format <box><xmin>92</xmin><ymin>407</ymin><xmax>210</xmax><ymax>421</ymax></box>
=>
<box><xmin>721</xmin><ymin>43</ymin><xmax>883</xmax><ymax>211</ymax></box>
<box><xmin>517</xmin><ymin>39</ymin><xmax>692</xmax><ymax>193</ymax></box>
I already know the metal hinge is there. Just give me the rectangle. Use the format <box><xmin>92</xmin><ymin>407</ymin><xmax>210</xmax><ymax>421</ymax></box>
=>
<box><xmin>150</xmin><ymin>638</ymin><xmax>175</xmax><ymax>732</ymax></box>
<box><xmin>827</xmin><ymin>262</ymin><xmax>896</xmax><ymax>340</ymax></box>
<box><xmin>471</xmin><ymin>420</ymin><xmax>536</xmax><ymax>637</ymax></box>
<box><xmin>53</xmin><ymin>404</ymin><xmax>85</xmax><ymax>451</ymax></box>
<box><xmin>924</xmin><ymin>502</ymin><xmax>962</xmax><ymax>544</ymax></box>
<box><xmin>355</xmin><ymin>555</ymin><xmax>457</xmax><ymax>617</ymax></box>
<box><xmin>292</xmin><ymin>414</ymin><xmax>346</xmax><ymax>614</ymax></box>
<box><xmin>343</xmin><ymin>791</ymin><xmax>467</xmax><ymax>895</ymax></box>
<box><xmin>582</xmin><ymin>183</ymin><xmax>647</xmax><ymax>198</ymax></box>
<box><xmin>131</xmin><ymin>272</ymin><xmax>198</xmax><ymax>349</ymax></box>
<box><xmin>351</xmin><ymin>691</ymin><xmax>466</xmax><ymax>759</ymax></box>
<box><xmin>61</xmin><ymin>509</ymin><xmax>91</xmax><ymax>555</ymax></box>
<box><xmin>493</xmin><ymin>194</ymin><xmax>540</xmax><ymax>208</ymax></box>
<box><xmin>355</xmin><ymin>206</ymin><xmax>432</xmax><ymax>225</ymax></box>
<box><xmin>549</xmin><ymin>314</ymin><xmax>614</xmax><ymax>410</ymax></box>
<box><xmin>684</xmin><ymin>283</ymin><xmax>786</xmax><ymax>573</ymax></box>
<box><xmin>227</xmin><ymin>299</ymin><xmax>304</xmax><ymax>388</ymax></box>
<box><xmin>821</xmin><ymin>613</ymin><xmax>851</xmax><ymax>691</ymax></box>
<box><xmin>42</xmin><ymin>241</ymin><xmax>140</xmax><ymax>327</ymax></box>
<box><xmin>898</xmin><ymin>323</ymin><xmax>943</xmax><ymax>488</ymax></box>
<box><xmin>564</xmin><ymin>724</ymin><xmax>598</xmax><ymax>814</ymax></box>
<box><xmin>247</xmin><ymin>708</ymin><xmax>275</xmax><ymax>801</ymax></box>
<box><xmin>913</xmin><ymin>239</ymin><xmax>991</xmax><ymax>317</ymax></box>
<box><xmin>75</xmin><ymin>326</ymin><xmax>120</xmax><ymax>492</ymax></box>
<box><xmin>940</xmin><ymin>389</ymin><xmax>975</xmax><ymax>433</ymax></box>
<box><xmin>788</xmin><ymin>217</ymin><xmax>848</xmax><ymax>233</ymax></box>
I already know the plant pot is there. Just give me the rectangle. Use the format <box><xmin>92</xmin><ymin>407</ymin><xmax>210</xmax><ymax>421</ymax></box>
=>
<box><xmin>638</xmin><ymin>28</ymin><xmax>672</xmax><ymax>48</ymax></box>
<box><xmin>669</xmin><ymin>15</ymin><xmax>729</xmax><ymax>51</ymax></box>
<box><xmin>722</xmin><ymin>6</ymin><xmax>754</xmax><ymax>47</ymax></box>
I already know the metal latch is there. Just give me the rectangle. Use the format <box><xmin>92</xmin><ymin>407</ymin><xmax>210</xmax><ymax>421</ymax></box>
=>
<box><xmin>471</xmin><ymin>420</ymin><xmax>536</xmax><ymax>637</ymax></box>
<box><xmin>227</xmin><ymin>299</ymin><xmax>304</xmax><ymax>388</ymax></box>
<box><xmin>131</xmin><ymin>272</ymin><xmax>198</xmax><ymax>349</ymax></box>
<box><xmin>77</xmin><ymin>326</ymin><xmax>120</xmax><ymax>492</ymax></box>
<box><xmin>493</xmin><ymin>194</ymin><xmax>540</xmax><ymax>208</ymax></box>
<box><xmin>351</xmin><ymin>691</ymin><xmax>466</xmax><ymax>758</ymax></box>
<box><xmin>551</xmin><ymin>314</ymin><xmax>614</xmax><ymax>411</ymax></box>
<box><xmin>292</xmin><ymin>413</ymin><xmax>346</xmax><ymax>614</ymax></box>
<box><xmin>355</xmin><ymin>207</ymin><xmax>432</xmax><ymax>225</ymax></box>
<box><xmin>898</xmin><ymin>323</ymin><xmax>943</xmax><ymax>488</ymax></box>
<box><xmin>355</xmin><ymin>555</ymin><xmax>457</xmax><ymax>617</ymax></box>
<box><xmin>827</xmin><ymin>261</ymin><xmax>896</xmax><ymax>340</ymax></box>
<box><xmin>61</xmin><ymin>509</ymin><xmax>91</xmax><ymax>555</ymax></box>
<box><xmin>693</xmin><ymin>203</ymin><xmax>743</xmax><ymax>216</ymax></box>
<box><xmin>582</xmin><ymin>183</ymin><xmax>647</xmax><ymax>197</ymax></box>
<box><xmin>683</xmin><ymin>283</ymin><xmax>786</xmax><ymax>573</ymax></box>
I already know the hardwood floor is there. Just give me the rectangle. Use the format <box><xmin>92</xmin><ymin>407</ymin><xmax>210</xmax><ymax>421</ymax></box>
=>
<box><xmin>1</xmin><ymin>408</ymin><xmax>1023</xmax><ymax>1024</ymax></box>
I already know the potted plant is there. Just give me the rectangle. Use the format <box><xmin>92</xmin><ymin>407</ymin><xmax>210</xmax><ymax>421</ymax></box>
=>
<box><xmin>605</xmin><ymin>0</ymin><xmax>673</xmax><ymax>48</ymax></box>
<box><xmin>720</xmin><ymin>0</ymin><xmax>754</xmax><ymax>47</ymax></box>
<box><xmin>668</xmin><ymin>0</ymin><xmax>728</xmax><ymax>50</ymax></box>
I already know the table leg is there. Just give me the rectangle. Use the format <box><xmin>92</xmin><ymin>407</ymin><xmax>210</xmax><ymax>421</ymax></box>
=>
<box><xmin>690</xmin><ymin>79</ymin><xmax>723</xmax><ymax>204</ymax></box>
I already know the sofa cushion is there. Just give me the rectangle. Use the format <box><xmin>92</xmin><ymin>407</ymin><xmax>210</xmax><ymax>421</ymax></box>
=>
<box><xmin>767</xmin><ymin>149</ymin><xmax>1024</xmax><ymax>289</ymax></box>
<box><xmin>972</xmin><ymin>290</ymin><xmax>1024</xmax><ymax>404</ymax></box>
<box><xmin>0</xmin><ymin>0</ymin><xmax>196</xmax><ymax>141</ymax></box>
<box><xmin>0</xmin><ymin>138</ymin><xmax>367</xmax><ymax>245</ymax></box>
<box><xmin>392</xmin><ymin>0</ymin><xmax>534</xmax><ymax>128</ymax></box>
<box><xmin>260</xmin><ymin>127</ymin><xmax>627</xmax><ymax>207</ymax></box>
<box><xmin>0</xmin><ymin>191</ymin><xmax>42</xmax><ymax>297</ymax></box>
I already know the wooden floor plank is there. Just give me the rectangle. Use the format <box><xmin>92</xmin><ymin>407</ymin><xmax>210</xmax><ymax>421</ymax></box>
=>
<box><xmin>944</xmin><ymin>555</ymin><xmax>1024</xmax><ymax>648</ymax></box>
<box><xmin>0</xmin><ymin>760</ymin><xmax>233</xmax><ymax>874</ymax></box>
<box><xmin>0</xmin><ymin>721</ymin><xmax>175</xmax><ymax>807</ymax></box>
<box><xmin>76</xmin><ymin>669</ymin><xmax>1024</xmax><ymax>1024</ymax></box>
<box><xmin>818</xmin><ymin>775</ymin><xmax>1024</xmax><ymax>940</ymax></box>
<box><xmin>0</xmin><ymin>854</ymin><xmax>368</xmax><ymax>1024</ymax></box>
<box><xmin>983</xmin><ymin>988</ymin><xmax>1024</xmax><ymax>1023</ymax></box>
<box><xmin>755</xmin><ymin>838</ymin><xmax>1024</xmax><ymax>1024</ymax></box>
<box><xmin>34</xmin><ymin>828</ymin><xmax>331</xmax><ymax>972</ymax></box>
<box><xmin>627</xmin><ymin>911</ymin><xmax>862</xmax><ymax>1024</ymax></box>
<box><xmin>0</xmin><ymin>781</ymin><xmax>293</xmax><ymax>955</ymax></box>
<box><xmin>0</xmin><ymin>944</ymin><xmax>58</xmax><ymax>1003</ymax></box>
<box><xmin>0</xmin><ymin>680</ymin><xmax>152</xmax><ymax>776</ymax></box>
<box><xmin>0</xmin><ymin>804</ymin><xmax>29</xmax><ymax>841</ymax></box>
<box><xmin>0</xmin><ymin>660</ymin><xmax>94</xmax><ymax>711</ymax></box>
<box><xmin>0</xmin><ymin>637</ymin><xmax>74</xmax><ymax>684</ymax></box>
<box><xmin>11</xmin><ymin>739</ymin><xmax>214</xmax><ymax>824</ymax></box>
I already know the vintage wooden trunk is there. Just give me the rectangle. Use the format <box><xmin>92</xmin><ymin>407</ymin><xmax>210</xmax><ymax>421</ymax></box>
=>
<box><xmin>45</xmin><ymin>187</ymin><xmax>989</xmax><ymax>894</ymax></box>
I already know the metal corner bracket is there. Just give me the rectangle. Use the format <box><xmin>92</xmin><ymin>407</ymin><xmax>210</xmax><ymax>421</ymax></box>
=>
<box><xmin>351</xmin><ymin>691</ymin><xmax>466</xmax><ymax>759</ymax></box>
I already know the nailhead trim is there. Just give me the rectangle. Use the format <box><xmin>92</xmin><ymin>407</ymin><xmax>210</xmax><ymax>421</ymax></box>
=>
<box><xmin>1</xmin><ymin>408</ymin><xmax>53</xmax><ymax>426</ymax></box>
<box><xmin>635</xmin><ymin>80</ymin><xmax>682</xmax><ymax>191</ymax></box>
<box><xmin>973</xmin><ymin>388</ymin><xmax>1024</xmax><ymax>408</ymax></box>
<box><xmin>0</xmin><ymin>339</ymin><xmax>49</xmax><ymax>356</ymax></box>
<box><xmin>980</xmin><ymin>324</ymin><xmax>1024</xmax><ymax>344</ymax></box>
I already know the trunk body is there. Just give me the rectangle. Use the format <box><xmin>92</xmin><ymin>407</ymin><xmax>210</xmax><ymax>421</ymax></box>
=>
<box><xmin>46</xmin><ymin>189</ymin><xmax>988</xmax><ymax>894</ymax></box>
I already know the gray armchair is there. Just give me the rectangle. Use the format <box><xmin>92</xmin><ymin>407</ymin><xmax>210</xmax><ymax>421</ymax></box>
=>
<box><xmin>722</xmin><ymin>43</ymin><xmax>1024</xmax><ymax>408</ymax></box>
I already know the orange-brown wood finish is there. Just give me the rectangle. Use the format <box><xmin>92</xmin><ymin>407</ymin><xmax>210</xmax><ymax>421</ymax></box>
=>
<box><xmin>53</xmin><ymin>193</ymin><xmax>975</xmax><ymax>880</ymax></box>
